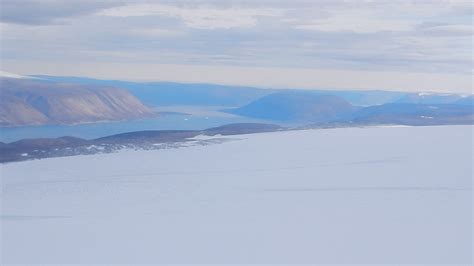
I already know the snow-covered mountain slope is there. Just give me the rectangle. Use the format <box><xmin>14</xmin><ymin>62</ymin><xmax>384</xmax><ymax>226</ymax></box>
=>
<box><xmin>1</xmin><ymin>126</ymin><xmax>472</xmax><ymax>264</ymax></box>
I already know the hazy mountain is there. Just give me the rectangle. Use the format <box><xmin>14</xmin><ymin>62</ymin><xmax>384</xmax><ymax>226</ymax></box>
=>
<box><xmin>32</xmin><ymin>75</ymin><xmax>273</xmax><ymax>107</ymax></box>
<box><xmin>454</xmin><ymin>96</ymin><xmax>474</xmax><ymax>106</ymax></box>
<box><xmin>352</xmin><ymin>103</ymin><xmax>474</xmax><ymax>125</ymax></box>
<box><xmin>227</xmin><ymin>91</ymin><xmax>473</xmax><ymax>126</ymax></box>
<box><xmin>395</xmin><ymin>93</ymin><xmax>464</xmax><ymax>105</ymax></box>
<box><xmin>309</xmin><ymin>89</ymin><xmax>405</xmax><ymax>106</ymax></box>
<box><xmin>5</xmin><ymin>75</ymin><xmax>471</xmax><ymax>128</ymax></box>
<box><xmin>0</xmin><ymin>78</ymin><xmax>155</xmax><ymax>126</ymax></box>
<box><xmin>226</xmin><ymin>91</ymin><xmax>358</xmax><ymax>123</ymax></box>
<box><xmin>32</xmin><ymin>75</ymin><xmax>407</xmax><ymax>107</ymax></box>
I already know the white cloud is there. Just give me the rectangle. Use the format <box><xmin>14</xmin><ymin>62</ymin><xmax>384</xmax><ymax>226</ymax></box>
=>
<box><xmin>130</xmin><ymin>28</ymin><xmax>182</xmax><ymax>37</ymax></box>
<box><xmin>294</xmin><ymin>8</ymin><xmax>418</xmax><ymax>33</ymax></box>
<box><xmin>2</xmin><ymin>0</ymin><xmax>472</xmax><ymax>85</ymax></box>
<box><xmin>421</xmin><ymin>24</ymin><xmax>474</xmax><ymax>36</ymax></box>
<box><xmin>98</xmin><ymin>4</ymin><xmax>284</xmax><ymax>29</ymax></box>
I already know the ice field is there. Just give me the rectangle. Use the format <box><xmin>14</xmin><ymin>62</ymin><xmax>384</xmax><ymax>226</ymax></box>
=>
<box><xmin>1</xmin><ymin>125</ymin><xmax>472</xmax><ymax>264</ymax></box>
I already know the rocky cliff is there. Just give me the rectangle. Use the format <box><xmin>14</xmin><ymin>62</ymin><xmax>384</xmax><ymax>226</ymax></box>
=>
<box><xmin>0</xmin><ymin>78</ymin><xmax>155</xmax><ymax>126</ymax></box>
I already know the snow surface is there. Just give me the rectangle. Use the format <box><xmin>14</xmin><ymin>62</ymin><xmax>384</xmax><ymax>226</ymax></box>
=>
<box><xmin>1</xmin><ymin>126</ymin><xmax>472</xmax><ymax>265</ymax></box>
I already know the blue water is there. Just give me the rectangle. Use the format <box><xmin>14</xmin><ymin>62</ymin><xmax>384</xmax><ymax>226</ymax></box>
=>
<box><xmin>0</xmin><ymin>114</ymin><xmax>271</xmax><ymax>143</ymax></box>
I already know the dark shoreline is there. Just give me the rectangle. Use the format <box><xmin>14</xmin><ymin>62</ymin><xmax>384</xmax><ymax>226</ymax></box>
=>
<box><xmin>1</xmin><ymin>122</ymin><xmax>473</xmax><ymax>163</ymax></box>
<box><xmin>0</xmin><ymin>123</ymin><xmax>283</xmax><ymax>163</ymax></box>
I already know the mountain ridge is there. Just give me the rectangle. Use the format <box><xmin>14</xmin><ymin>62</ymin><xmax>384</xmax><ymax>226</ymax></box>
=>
<box><xmin>226</xmin><ymin>91</ymin><xmax>359</xmax><ymax>123</ymax></box>
<box><xmin>0</xmin><ymin>78</ymin><xmax>155</xmax><ymax>126</ymax></box>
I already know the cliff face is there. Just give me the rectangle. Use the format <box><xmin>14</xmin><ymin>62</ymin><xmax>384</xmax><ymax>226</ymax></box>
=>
<box><xmin>0</xmin><ymin>78</ymin><xmax>155</xmax><ymax>126</ymax></box>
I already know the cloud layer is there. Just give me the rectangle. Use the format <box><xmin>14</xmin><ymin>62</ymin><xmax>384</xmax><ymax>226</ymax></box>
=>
<box><xmin>1</xmin><ymin>0</ymin><xmax>472</xmax><ymax>92</ymax></box>
<box><xmin>0</xmin><ymin>0</ymin><xmax>120</xmax><ymax>25</ymax></box>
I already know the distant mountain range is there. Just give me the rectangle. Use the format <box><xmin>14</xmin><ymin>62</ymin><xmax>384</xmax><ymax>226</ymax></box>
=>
<box><xmin>31</xmin><ymin>75</ymin><xmax>408</xmax><ymax>107</ymax></box>
<box><xmin>1</xmin><ymin>73</ymin><xmax>472</xmax><ymax>128</ymax></box>
<box><xmin>1</xmin><ymin>72</ymin><xmax>472</xmax><ymax>163</ymax></box>
<box><xmin>351</xmin><ymin>103</ymin><xmax>473</xmax><ymax>126</ymax></box>
<box><xmin>454</xmin><ymin>96</ymin><xmax>474</xmax><ymax>106</ymax></box>
<box><xmin>0</xmin><ymin>78</ymin><xmax>155</xmax><ymax>126</ymax></box>
<box><xmin>225</xmin><ymin>91</ymin><xmax>473</xmax><ymax>125</ymax></box>
<box><xmin>395</xmin><ymin>93</ymin><xmax>471</xmax><ymax>105</ymax></box>
<box><xmin>31</xmin><ymin>75</ymin><xmax>272</xmax><ymax>107</ymax></box>
<box><xmin>32</xmin><ymin>74</ymin><xmax>472</xmax><ymax>107</ymax></box>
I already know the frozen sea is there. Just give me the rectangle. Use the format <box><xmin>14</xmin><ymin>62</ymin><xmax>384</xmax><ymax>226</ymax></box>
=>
<box><xmin>1</xmin><ymin>125</ymin><xmax>472</xmax><ymax>265</ymax></box>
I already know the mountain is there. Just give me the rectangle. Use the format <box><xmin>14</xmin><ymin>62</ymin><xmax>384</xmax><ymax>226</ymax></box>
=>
<box><xmin>0</xmin><ymin>78</ymin><xmax>155</xmax><ymax>126</ymax></box>
<box><xmin>5</xmin><ymin>74</ymin><xmax>471</xmax><ymax>128</ymax></box>
<box><xmin>226</xmin><ymin>91</ymin><xmax>358</xmax><ymax>123</ymax></box>
<box><xmin>309</xmin><ymin>89</ymin><xmax>406</xmax><ymax>106</ymax></box>
<box><xmin>31</xmin><ymin>75</ymin><xmax>273</xmax><ymax>107</ymax></box>
<box><xmin>228</xmin><ymin>91</ymin><xmax>473</xmax><ymax>126</ymax></box>
<box><xmin>31</xmin><ymin>75</ymin><xmax>407</xmax><ymax>107</ymax></box>
<box><xmin>352</xmin><ymin>103</ymin><xmax>474</xmax><ymax>125</ymax></box>
<box><xmin>454</xmin><ymin>96</ymin><xmax>474</xmax><ymax>106</ymax></box>
<box><xmin>395</xmin><ymin>93</ymin><xmax>464</xmax><ymax>105</ymax></box>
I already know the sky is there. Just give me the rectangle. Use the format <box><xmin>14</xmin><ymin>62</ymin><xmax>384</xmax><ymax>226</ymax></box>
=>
<box><xmin>0</xmin><ymin>0</ymin><xmax>472</xmax><ymax>93</ymax></box>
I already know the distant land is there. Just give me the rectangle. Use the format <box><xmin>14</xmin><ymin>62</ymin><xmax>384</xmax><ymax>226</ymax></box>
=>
<box><xmin>227</xmin><ymin>91</ymin><xmax>473</xmax><ymax>125</ymax></box>
<box><xmin>2</xmin><ymin>119</ymin><xmax>474</xmax><ymax>163</ymax></box>
<box><xmin>0</xmin><ymin>77</ymin><xmax>154</xmax><ymax>126</ymax></box>
<box><xmin>0</xmin><ymin>72</ymin><xmax>473</xmax><ymax>162</ymax></box>
<box><xmin>0</xmin><ymin>123</ymin><xmax>283</xmax><ymax>163</ymax></box>
<box><xmin>31</xmin><ymin>74</ymin><xmax>407</xmax><ymax>107</ymax></box>
<box><xmin>30</xmin><ymin>75</ymin><xmax>273</xmax><ymax>107</ymax></box>
<box><xmin>226</xmin><ymin>91</ymin><xmax>358</xmax><ymax>123</ymax></box>
<box><xmin>0</xmin><ymin>72</ymin><xmax>472</xmax><ymax>132</ymax></box>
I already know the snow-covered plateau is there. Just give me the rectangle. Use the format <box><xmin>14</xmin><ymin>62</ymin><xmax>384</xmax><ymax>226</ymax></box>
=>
<box><xmin>1</xmin><ymin>125</ymin><xmax>472</xmax><ymax>265</ymax></box>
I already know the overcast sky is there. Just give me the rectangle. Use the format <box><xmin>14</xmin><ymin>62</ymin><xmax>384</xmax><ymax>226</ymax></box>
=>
<box><xmin>1</xmin><ymin>0</ymin><xmax>472</xmax><ymax>93</ymax></box>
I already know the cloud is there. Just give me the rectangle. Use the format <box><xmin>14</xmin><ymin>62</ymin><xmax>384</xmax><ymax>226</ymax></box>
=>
<box><xmin>1</xmin><ymin>0</ymin><xmax>472</xmax><ymax>89</ymax></box>
<box><xmin>419</xmin><ymin>24</ymin><xmax>474</xmax><ymax>36</ymax></box>
<box><xmin>0</xmin><ymin>0</ymin><xmax>122</xmax><ymax>25</ymax></box>
<box><xmin>98</xmin><ymin>3</ymin><xmax>284</xmax><ymax>29</ymax></box>
<box><xmin>289</xmin><ymin>1</ymin><xmax>473</xmax><ymax>34</ymax></box>
<box><xmin>293</xmin><ymin>9</ymin><xmax>418</xmax><ymax>33</ymax></box>
<box><xmin>129</xmin><ymin>28</ymin><xmax>183</xmax><ymax>37</ymax></box>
